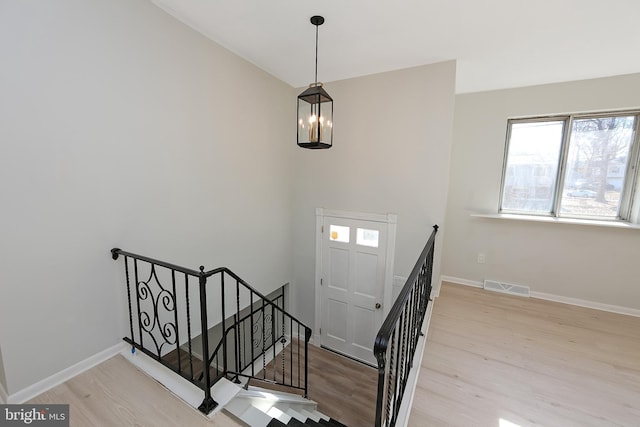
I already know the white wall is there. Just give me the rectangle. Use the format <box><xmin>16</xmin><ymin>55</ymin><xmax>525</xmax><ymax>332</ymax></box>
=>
<box><xmin>291</xmin><ymin>62</ymin><xmax>457</xmax><ymax>328</ymax></box>
<box><xmin>443</xmin><ymin>73</ymin><xmax>640</xmax><ymax>310</ymax></box>
<box><xmin>0</xmin><ymin>0</ymin><xmax>293</xmax><ymax>394</ymax></box>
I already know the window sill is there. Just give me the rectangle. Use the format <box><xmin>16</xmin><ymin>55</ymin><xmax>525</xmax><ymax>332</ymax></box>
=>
<box><xmin>471</xmin><ymin>213</ymin><xmax>640</xmax><ymax>230</ymax></box>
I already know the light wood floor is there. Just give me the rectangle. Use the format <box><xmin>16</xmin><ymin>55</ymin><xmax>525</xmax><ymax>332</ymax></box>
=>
<box><xmin>252</xmin><ymin>340</ymin><xmax>377</xmax><ymax>427</ymax></box>
<box><xmin>29</xmin><ymin>341</ymin><xmax>377</xmax><ymax>427</ymax></box>
<box><xmin>29</xmin><ymin>283</ymin><xmax>639</xmax><ymax>426</ymax></box>
<box><xmin>408</xmin><ymin>282</ymin><xmax>640</xmax><ymax>426</ymax></box>
<box><xmin>29</xmin><ymin>355</ymin><xmax>242</xmax><ymax>427</ymax></box>
<box><xmin>305</xmin><ymin>346</ymin><xmax>376</xmax><ymax>427</ymax></box>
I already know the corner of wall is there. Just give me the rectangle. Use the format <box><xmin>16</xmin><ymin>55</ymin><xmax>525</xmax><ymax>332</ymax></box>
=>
<box><xmin>0</xmin><ymin>346</ymin><xmax>7</xmax><ymax>403</ymax></box>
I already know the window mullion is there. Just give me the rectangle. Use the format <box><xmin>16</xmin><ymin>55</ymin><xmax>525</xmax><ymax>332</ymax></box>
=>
<box><xmin>554</xmin><ymin>116</ymin><xmax>573</xmax><ymax>217</ymax></box>
<box><xmin>498</xmin><ymin>120</ymin><xmax>515</xmax><ymax>213</ymax></box>
<box><xmin>619</xmin><ymin>114</ymin><xmax>640</xmax><ymax>221</ymax></box>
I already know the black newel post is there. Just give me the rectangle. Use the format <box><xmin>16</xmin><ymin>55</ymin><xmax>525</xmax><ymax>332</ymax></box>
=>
<box><xmin>197</xmin><ymin>266</ymin><xmax>217</xmax><ymax>413</ymax></box>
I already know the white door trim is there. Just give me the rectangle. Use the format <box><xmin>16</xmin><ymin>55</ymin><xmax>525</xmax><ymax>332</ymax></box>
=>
<box><xmin>314</xmin><ymin>208</ymin><xmax>397</xmax><ymax>345</ymax></box>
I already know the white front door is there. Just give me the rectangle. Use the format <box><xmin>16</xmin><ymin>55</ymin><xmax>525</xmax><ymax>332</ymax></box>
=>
<box><xmin>318</xmin><ymin>211</ymin><xmax>395</xmax><ymax>365</ymax></box>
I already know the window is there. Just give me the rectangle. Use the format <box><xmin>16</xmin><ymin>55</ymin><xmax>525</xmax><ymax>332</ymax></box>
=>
<box><xmin>329</xmin><ymin>225</ymin><xmax>350</xmax><ymax>243</ymax></box>
<box><xmin>500</xmin><ymin>112</ymin><xmax>640</xmax><ymax>222</ymax></box>
<box><xmin>356</xmin><ymin>228</ymin><xmax>379</xmax><ymax>247</ymax></box>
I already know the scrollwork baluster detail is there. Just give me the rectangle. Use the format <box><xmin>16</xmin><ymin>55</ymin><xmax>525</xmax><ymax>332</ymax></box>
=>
<box><xmin>134</xmin><ymin>264</ymin><xmax>179</xmax><ymax>359</ymax></box>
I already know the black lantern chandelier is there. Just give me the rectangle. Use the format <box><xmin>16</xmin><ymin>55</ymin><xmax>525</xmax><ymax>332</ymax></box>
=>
<box><xmin>297</xmin><ymin>15</ymin><xmax>333</xmax><ymax>149</ymax></box>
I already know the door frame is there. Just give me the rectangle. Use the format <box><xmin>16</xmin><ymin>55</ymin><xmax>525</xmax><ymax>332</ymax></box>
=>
<box><xmin>314</xmin><ymin>208</ymin><xmax>397</xmax><ymax>345</ymax></box>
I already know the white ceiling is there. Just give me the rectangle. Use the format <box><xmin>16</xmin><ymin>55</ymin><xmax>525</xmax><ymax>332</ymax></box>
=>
<box><xmin>151</xmin><ymin>0</ymin><xmax>640</xmax><ymax>93</ymax></box>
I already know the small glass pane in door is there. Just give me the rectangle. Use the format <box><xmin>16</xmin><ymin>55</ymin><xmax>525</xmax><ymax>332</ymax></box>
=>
<box><xmin>356</xmin><ymin>228</ymin><xmax>379</xmax><ymax>247</ymax></box>
<box><xmin>329</xmin><ymin>225</ymin><xmax>350</xmax><ymax>243</ymax></box>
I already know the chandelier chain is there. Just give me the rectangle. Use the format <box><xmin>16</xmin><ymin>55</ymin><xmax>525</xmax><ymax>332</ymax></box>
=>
<box><xmin>315</xmin><ymin>24</ymin><xmax>319</xmax><ymax>84</ymax></box>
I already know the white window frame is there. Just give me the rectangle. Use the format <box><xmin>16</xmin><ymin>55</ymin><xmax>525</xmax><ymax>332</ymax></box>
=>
<box><xmin>499</xmin><ymin>110</ymin><xmax>640</xmax><ymax>223</ymax></box>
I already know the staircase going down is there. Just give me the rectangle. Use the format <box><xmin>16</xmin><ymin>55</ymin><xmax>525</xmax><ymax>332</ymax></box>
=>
<box><xmin>224</xmin><ymin>386</ymin><xmax>347</xmax><ymax>427</ymax></box>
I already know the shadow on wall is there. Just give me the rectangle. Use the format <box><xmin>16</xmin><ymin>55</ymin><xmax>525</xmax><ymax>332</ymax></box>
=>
<box><xmin>0</xmin><ymin>345</ymin><xmax>7</xmax><ymax>398</ymax></box>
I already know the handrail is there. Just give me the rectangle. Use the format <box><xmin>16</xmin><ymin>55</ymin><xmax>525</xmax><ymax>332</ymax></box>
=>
<box><xmin>111</xmin><ymin>248</ymin><xmax>312</xmax><ymax>414</ymax></box>
<box><xmin>373</xmin><ymin>225</ymin><xmax>438</xmax><ymax>427</ymax></box>
<box><xmin>373</xmin><ymin>227</ymin><xmax>438</xmax><ymax>352</ymax></box>
<box><xmin>220</xmin><ymin>267</ymin><xmax>310</xmax><ymax>330</ymax></box>
<box><xmin>111</xmin><ymin>248</ymin><xmax>309</xmax><ymax>328</ymax></box>
<box><xmin>203</xmin><ymin>289</ymin><xmax>311</xmax><ymax>395</ymax></box>
<box><xmin>202</xmin><ymin>292</ymin><xmax>284</xmax><ymax>376</ymax></box>
<box><xmin>111</xmin><ymin>248</ymin><xmax>202</xmax><ymax>276</ymax></box>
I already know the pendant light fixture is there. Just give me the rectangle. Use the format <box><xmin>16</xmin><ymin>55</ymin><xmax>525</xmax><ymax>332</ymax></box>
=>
<box><xmin>297</xmin><ymin>15</ymin><xmax>333</xmax><ymax>149</ymax></box>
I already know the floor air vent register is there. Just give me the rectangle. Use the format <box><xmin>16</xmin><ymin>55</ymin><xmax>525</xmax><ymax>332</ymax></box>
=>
<box><xmin>483</xmin><ymin>279</ymin><xmax>530</xmax><ymax>297</ymax></box>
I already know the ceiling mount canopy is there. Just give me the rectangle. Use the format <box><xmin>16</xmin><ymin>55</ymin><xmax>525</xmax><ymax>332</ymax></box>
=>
<box><xmin>297</xmin><ymin>15</ymin><xmax>333</xmax><ymax>150</ymax></box>
<box><xmin>309</xmin><ymin>15</ymin><xmax>324</xmax><ymax>26</ymax></box>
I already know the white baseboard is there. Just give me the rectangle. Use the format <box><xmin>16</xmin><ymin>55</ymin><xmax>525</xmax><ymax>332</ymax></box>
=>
<box><xmin>530</xmin><ymin>291</ymin><xmax>640</xmax><ymax>318</ymax></box>
<box><xmin>440</xmin><ymin>275</ymin><xmax>483</xmax><ymax>288</ymax></box>
<box><xmin>441</xmin><ymin>275</ymin><xmax>640</xmax><ymax>318</ymax></box>
<box><xmin>8</xmin><ymin>342</ymin><xmax>126</xmax><ymax>404</ymax></box>
<box><xmin>0</xmin><ymin>382</ymin><xmax>8</xmax><ymax>404</ymax></box>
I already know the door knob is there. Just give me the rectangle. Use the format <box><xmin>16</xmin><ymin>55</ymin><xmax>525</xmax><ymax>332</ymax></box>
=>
<box><xmin>375</xmin><ymin>303</ymin><xmax>381</xmax><ymax>309</ymax></box>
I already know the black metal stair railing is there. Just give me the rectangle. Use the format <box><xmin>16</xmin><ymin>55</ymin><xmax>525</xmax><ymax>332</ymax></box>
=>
<box><xmin>373</xmin><ymin>225</ymin><xmax>438</xmax><ymax>427</ymax></box>
<box><xmin>199</xmin><ymin>268</ymin><xmax>312</xmax><ymax>395</ymax></box>
<box><xmin>111</xmin><ymin>248</ymin><xmax>312</xmax><ymax>414</ymax></box>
